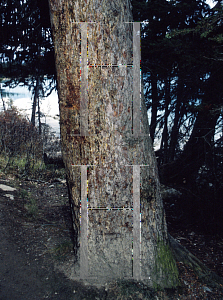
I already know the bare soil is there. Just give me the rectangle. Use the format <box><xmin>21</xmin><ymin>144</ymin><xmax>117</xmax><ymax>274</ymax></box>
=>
<box><xmin>0</xmin><ymin>172</ymin><xmax>223</xmax><ymax>299</ymax></box>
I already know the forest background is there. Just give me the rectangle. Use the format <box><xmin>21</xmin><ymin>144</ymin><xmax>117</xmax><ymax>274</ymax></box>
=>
<box><xmin>0</xmin><ymin>0</ymin><xmax>223</xmax><ymax>236</ymax></box>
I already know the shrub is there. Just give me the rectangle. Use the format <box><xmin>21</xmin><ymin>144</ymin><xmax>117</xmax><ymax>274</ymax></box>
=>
<box><xmin>0</xmin><ymin>107</ymin><xmax>43</xmax><ymax>172</ymax></box>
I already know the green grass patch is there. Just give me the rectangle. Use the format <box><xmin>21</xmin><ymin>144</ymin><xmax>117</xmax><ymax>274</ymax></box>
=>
<box><xmin>25</xmin><ymin>197</ymin><xmax>38</xmax><ymax>219</ymax></box>
<box><xmin>0</xmin><ymin>153</ymin><xmax>46</xmax><ymax>174</ymax></box>
<box><xmin>49</xmin><ymin>240</ymin><xmax>73</xmax><ymax>261</ymax></box>
<box><xmin>20</xmin><ymin>189</ymin><xmax>29</xmax><ymax>199</ymax></box>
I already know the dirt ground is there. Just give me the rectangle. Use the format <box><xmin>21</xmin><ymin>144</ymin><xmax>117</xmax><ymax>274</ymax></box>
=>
<box><xmin>0</xmin><ymin>172</ymin><xmax>223</xmax><ymax>299</ymax></box>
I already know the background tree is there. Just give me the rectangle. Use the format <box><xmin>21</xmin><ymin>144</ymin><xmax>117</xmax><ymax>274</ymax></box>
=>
<box><xmin>133</xmin><ymin>0</ymin><xmax>223</xmax><ymax>233</ymax></box>
<box><xmin>0</xmin><ymin>0</ymin><xmax>56</xmax><ymax>129</ymax></box>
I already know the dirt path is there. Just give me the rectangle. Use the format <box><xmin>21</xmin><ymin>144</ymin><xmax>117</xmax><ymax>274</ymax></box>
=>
<box><xmin>0</xmin><ymin>178</ymin><xmax>107</xmax><ymax>300</ymax></box>
<box><xmin>0</xmin><ymin>206</ymin><xmax>74</xmax><ymax>299</ymax></box>
<box><xmin>0</xmin><ymin>175</ymin><xmax>223</xmax><ymax>300</ymax></box>
<box><xmin>0</xmin><ymin>181</ymin><xmax>80</xmax><ymax>299</ymax></box>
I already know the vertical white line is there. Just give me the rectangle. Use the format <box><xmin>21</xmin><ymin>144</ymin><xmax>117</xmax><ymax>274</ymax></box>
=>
<box><xmin>133</xmin><ymin>165</ymin><xmax>141</xmax><ymax>280</ymax></box>
<box><xmin>80</xmin><ymin>22</ymin><xmax>88</xmax><ymax>136</ymax></box>
<box><xmin>80</xmin><ymin>165</ymin><xmax>88</xmax><ymax>278</ymax></box>
<box><xmin>133</xmin><ymin>22</ymin><xmax>141</xmax><ymax>136</ymax></box>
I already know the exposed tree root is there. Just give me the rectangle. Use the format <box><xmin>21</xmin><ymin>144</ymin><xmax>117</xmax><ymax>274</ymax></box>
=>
<box><xmin>168</xmin><ymin>234</ymin><xmax>223</xmax><ymax>290</ymax></box>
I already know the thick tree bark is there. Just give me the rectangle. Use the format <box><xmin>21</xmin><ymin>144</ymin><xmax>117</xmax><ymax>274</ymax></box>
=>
<box><xmin>48</xmin><ymin>0</ymin><xmax>178</xmax><ymax>288</ymax></box>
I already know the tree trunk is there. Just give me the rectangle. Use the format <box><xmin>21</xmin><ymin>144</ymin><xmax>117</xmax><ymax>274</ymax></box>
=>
<box><xmin>37</xmin><ymin>96</ymin><xmax>41</xmax><ymax>135</ymax></box>
<box><xmin>160</xmin><ymin>77</ymin><xmax>171</xmax><ymax>164</ymax></box>
<box><xmin>0</xmin><ymin>84</ymin><xmax>6</xmax><ymax>111</ymax></box>
<box><xmin>161</xmin><ymin>107</ymin><xmax>219</xmax><ymax>185</ymax></box>
<box><xmin>31</xmin><ymin>77</ymin><xmax>40</xmax><ymax>126</ymax></box>
<box><xmin>48</xmin><ymin>0</ymin><xmax>178</xmax><ymax>288</ymax></box>
<box><xmin>168</xmin><ymin>76</ymin><xmax>184</xmax><ymax>162</ymax></box>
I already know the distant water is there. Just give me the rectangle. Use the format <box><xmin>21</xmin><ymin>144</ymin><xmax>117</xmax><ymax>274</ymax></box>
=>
<box><xmin>0</xmin><ymin>82</ymin><xmax>155</xmax><ymax>143</ymax></box>
<box><xmin>0</xmin><ymin>83</ymin><xmax>60</xmax><ymax>137</ymax></box>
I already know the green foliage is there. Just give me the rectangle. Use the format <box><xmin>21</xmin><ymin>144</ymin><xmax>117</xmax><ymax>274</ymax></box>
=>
<box><xmin>0</xmin><ymin>107</ymin><xmax>42</xmax><ymax>157</ymax></box>
<box><xmin>0</xmin><ymin>107</ymin><xmax>53</xmax><ymax>179</ymax></box>
<box><xmin>19</xmin><ymin>188</ymin><xmax>29</xmax><ymax>200</ymax></box>
<box><xmin>25</xmin><ymin>197</ymin><xmax>38</xmax><ymax>219</ymax></box>
<box><xmin>0</xmin><ymin>0</ymin><xmax>55</xmax><ymax>78</ymax></box>
<box><xmin>20</xmin><ymin>188</ymin><xmax>38</xmax><ymax>219</ymax></box>
<box><xmin>132</xmin><ymin>0</ymin><xmax>223</xmax><ymax>191</ymax></box>
<box><xmin>14</xmin><ymin>157</ymin><xmax>27</xmax><ymax>171</ymax></box>
<box><xmin>0</xmin><ymin>0</ymin><xmax>56</xmax><ymax>100</ymax></box>
<box><xmin>49</xmin><ymin>241</ymin><xmax>73</xmax><ymax>261</ymax></box>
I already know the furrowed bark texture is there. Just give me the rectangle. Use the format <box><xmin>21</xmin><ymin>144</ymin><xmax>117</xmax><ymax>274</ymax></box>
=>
<box><xmin>48</xmin><ymin>0</ymin><xmax>178</xmax><ymax>288</ymax></box>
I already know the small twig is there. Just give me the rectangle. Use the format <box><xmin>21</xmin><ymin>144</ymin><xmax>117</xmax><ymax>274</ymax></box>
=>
<box><xmin>22</xmin><ymin>177</ymin><xmax>49</xmax><ymax>184</ymax></box>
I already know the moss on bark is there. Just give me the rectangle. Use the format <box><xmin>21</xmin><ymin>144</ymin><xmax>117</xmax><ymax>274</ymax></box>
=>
<box><xmin>153</xmin><ymin>239</ymin><xmax>179</xmax><ymax>289</ymax></box>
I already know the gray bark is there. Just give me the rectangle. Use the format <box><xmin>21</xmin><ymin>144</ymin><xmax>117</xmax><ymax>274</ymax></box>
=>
<box><xmin>48</xmin><ymin>0</ymin><xmax>178</xmax><ymax>288</ymax></box>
